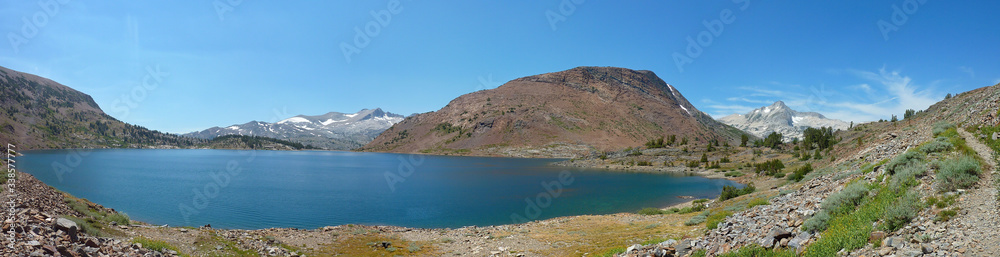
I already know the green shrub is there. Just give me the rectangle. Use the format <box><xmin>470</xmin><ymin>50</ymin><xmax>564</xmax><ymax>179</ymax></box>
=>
<box><xmin>821</xmin><ymin>181</ymin><xmax>870</xmax><ymax>215</ymax></box>
<box><xmin>678</xmin><ymin>204</ymin><xmax>706</xmax><ymax>214</ymax></box>
<box><xmin>932</xmin><ymin>122</ymin><xmax>955</xmax><ymax>137</ymax></box>
<box><xmin>753</xmin><ymin>159</ymin><xmax>785</xmax><ymax>175</ymax></box>
<box><xmin>936</xmin><ymin>155</ymin><xmax>981</xmax><ymax>192</ymax></box>
<box><xmin>706</xmin><ymin>211</ymin><xmax>732</xmax><ymax>229</ymax></box>
<box><xmin>637</xmin><ymin>207</ymin><xmax>668</xmax><ymax>215</ymax></box>
<box><xmin>890</xmin><ymin>162</ymin><xmax>925</xmax><ymax>190</ymax></box>
<box><xmin>919</xmin><ymin>139</ymin><xmax>953</xmax><ymax>153</ymax></box>
<box><xmin>107</xmin><ymin>212</ymin><xmax>131</xmax><ymax>226</ymax></box>
<box><xmin>725</xmin><ymin>171</ymin><xmax>744</xmax><ymax>177</ymax></box>
<box><xmin>936</xmin><ymin>209</ymin><xmax>958</xmax><ymax>222</ymax></box>
<box><xmin>719</xmin><ymin>184</ymin><xmax>755</xmax><ymax>201</ymax></box>
<box><xmin>802</xmin><ymin>210</ymin><xmax>830</xmax><ymax>232</ymax></box>
<box><xmin>690</xmin><ymin>249</ymin><xmax>707</xmax><ymax>257</ymax></box>
<box><xmin>925</xmin><ymin>196</ymin><xmax>939</xmax><ymax>207</ymax></box>
<box><xmin>685</xmin><ymin>211</ymin><xmax>710</xmax><ymax>226</ymax></box>
<box><xmin>407</xmin><ymin>243</ymin><xmax>421</xmax><ymax>252</ymax></box>
<box><xmin>787</xmin><ymin>163</ymin><xmax>813</xmax><ymax>182</ymax></box>
<box><xmin>880</xmin><ymin>191</ymin><xmax>921</xmax><ymax>232</ymax></box>
<box><xmin>886</xmin><ymin>151</ymin><xmax>925</xmax><ymax>175</ymax></box>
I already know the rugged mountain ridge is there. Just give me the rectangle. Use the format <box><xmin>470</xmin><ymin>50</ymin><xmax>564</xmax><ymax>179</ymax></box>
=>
<box><xmin>0</xmin><ymin>65</ymin><xmax>309</xmax><ymax>150</ymax></box>
<box><xmin>719</xmin><ymin>101</ymin><xmax>851</xmax><ymax>142</ymax></box>
<box><xmin>361</xmin><ymin>66</ymin><xmax>750</xmax><ymax>157</ymax></box>
<box><xmin>0</xmin><ymin>66</ymin><xmax>203</xmax><ymax>149</ymax></box>
<box><xmin>184</xmin><ymin>108</ymin><xmax>403</xmax><ymax>150</ymax></box>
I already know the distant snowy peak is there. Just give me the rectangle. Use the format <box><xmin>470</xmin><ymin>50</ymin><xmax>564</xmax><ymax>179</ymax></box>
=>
<box><xmin>183</xmin><ymin>108</ymin><xmax>404</xmax><ymax>150</ymax></box>
<box><xmin>719</xmin><ymin>101</ymin><xmax>850</xmax><ymax>141</ymax></box>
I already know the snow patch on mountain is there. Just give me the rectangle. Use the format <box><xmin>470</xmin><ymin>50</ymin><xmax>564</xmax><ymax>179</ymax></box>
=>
<box><xmin>184</xmin><ymin>108</ymin><xmax>404</xmax><ymax>150</ymax></box>
<box><xmin>719</xmin><ymin>101</ymin><xmax>850</xmax><ymax>141</ymax></box>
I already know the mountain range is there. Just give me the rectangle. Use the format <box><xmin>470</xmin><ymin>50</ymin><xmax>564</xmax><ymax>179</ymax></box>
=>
<box><xmin>184</xmin><ymin>108</ymin><xmax>404</xmax><ymax>150</ymax></box>
<box><xmin>719</xmin><ymin>101</ymin><xmax>851</xmax><ymax>142</ymax></box>
<box><xmin>0</xmin><ymin>65</ymin><xmax>312</xmax><ymax>150</ymax></box>
<box><xmin>360</xmin><ymin>66</ymin><xmax>752</xmax><ymax>157</ymax></box>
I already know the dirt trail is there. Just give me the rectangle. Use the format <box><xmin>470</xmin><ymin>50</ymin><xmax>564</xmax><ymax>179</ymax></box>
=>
<box><xmin>953</xmin><ymin>129</ymin><xmax>1000</xmax><ymax>256</ymax></box>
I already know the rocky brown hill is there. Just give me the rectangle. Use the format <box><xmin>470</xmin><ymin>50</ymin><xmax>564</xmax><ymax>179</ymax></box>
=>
<box><xmin>361</xmin><ymin>66</ymin><xmax>750</xmax><ymax>157</ymax></box>
<box><xmin>0</xmin><ymin>65</ymin><xmax>307</xmax><ymax>151</ymax></box>
<box><xmin>0</xmin><ymin>65</ymin><xmax>203</xmax><ymax>149</ymax></box>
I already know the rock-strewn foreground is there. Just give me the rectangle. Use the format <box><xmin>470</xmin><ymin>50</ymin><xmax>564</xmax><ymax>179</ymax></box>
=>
<box><xmin>617</xmin><ymin>85</ymin><xmax>1000</xmax><ymax>257</ymax></box>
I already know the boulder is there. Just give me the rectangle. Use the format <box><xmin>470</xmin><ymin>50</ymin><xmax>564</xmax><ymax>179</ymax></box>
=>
<box><xmin>659</xmin><ymin>239</ymin><xmax>677</xmax><ymax>248</ymax></box>
<box><xmin>54</xmin><ymin>218</ymin><xmax>79</xmax><ymax>242</ymax></box>
<box><xmin>767</xmin><ymin>227</ymin><xmax>792</xmax><ymax>240</ymax></box>
<box><xmin>626</xmin><ymin>244</ymin><xmax>642</xmax><ymax>253</ymax></box>
<box><xmin>675</xmin><ymin>239</ymin><xmax>693</xmax><ymax>257</ymax></box>
<box><xmin>869</xmin><ymin>231</ymin><xmax>887</xmax><ymax>244</ymax></box>
<box><xmin>883</xmin><ymin>236</ymin><xmax>905</xmax><ymax>249</ymax></box>
<box><xmin>788</xmin><ymin>232</ymin><xmax>812</xmax><ymax>249</ymax></box>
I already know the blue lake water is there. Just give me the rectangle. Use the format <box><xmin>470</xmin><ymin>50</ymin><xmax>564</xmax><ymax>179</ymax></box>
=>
<box><xmin>17</xmin><ymin>149</ymin><xmax>740</xmax><ymax>229</ymax></box>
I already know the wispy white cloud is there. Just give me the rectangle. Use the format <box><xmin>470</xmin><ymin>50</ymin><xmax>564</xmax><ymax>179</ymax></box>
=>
<box><xmin>706</xmin><ymin>104</ymin><xmax>757</xmax><ymax>118</ymax></box>
<box><xmin>707</xmin><ymin>68</ymin><xmax>940</xmax><ymax>123</ymax></box>
<box><xmin>958</xmin><ymin>66</ymin><xmax>975</xmax><ymax>78</ymax></box>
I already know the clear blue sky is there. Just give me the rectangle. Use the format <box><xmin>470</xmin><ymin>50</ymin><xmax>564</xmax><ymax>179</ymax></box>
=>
<box><xmin>2</xmin><ymin>1</ymin><xmax>998</xmax><ymax>134</ymax></box>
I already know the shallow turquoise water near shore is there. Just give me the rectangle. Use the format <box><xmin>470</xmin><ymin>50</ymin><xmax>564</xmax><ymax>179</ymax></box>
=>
<box><xmin>18</xmin><ymin>149</ymin><xmax>740</xmax><ymax>229</ymax></box>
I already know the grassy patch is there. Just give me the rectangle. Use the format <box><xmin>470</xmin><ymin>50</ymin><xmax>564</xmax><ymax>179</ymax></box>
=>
<box><xmin>60</xmin><ymin>216</ymin><xmax>109</xmax><ymax>237</ymax></box>
<box><xmin>596</xmin><ymin>247</ymin><xmax>626</xmax><ymax>257</ymax></box>
<box><xmin>746</xmin><ymin>198</ymin><xmax>770</xmax><ymax>209</ymax></box>
<box><xmin>706</xmin><ymin>211</ymin><xmax>732</xmax><ymax>230</ymax></box>
<box><xmin>194</xmin><ymin>233</ymin><xmax>267</xmax><ymax>257</ymax></box>
<box><xmin>719</xmin><ymin>244</ymin><xmax>797</xmax><ymax>257</ymax></box>
<box><xmin>133</xmin><ymin>236</ymin><xmax>185</xmax><ymax>255</ymax></box>
<box><xmin>308</xmin><ymin>233</ymin><xmax>438</xmax><ymax>256</ymax></box>
<box><xmin>63</xmin><ymin>193</ymin><xmax>130</xmax><ymax>226</ymax></box>
<box><xmin>803</xmin><ymin>182</ymin><xmax>917</xmax><ymax>256</ymax></box>
<box><xmin>936</xmin><ymin>208</ymin><xmax>959</xmax><ymax>222</ymax></box>
<box><xmin>724</xmin><ymin>171</ymin><xmax>745</xmax><ymax>177</ymax></box>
